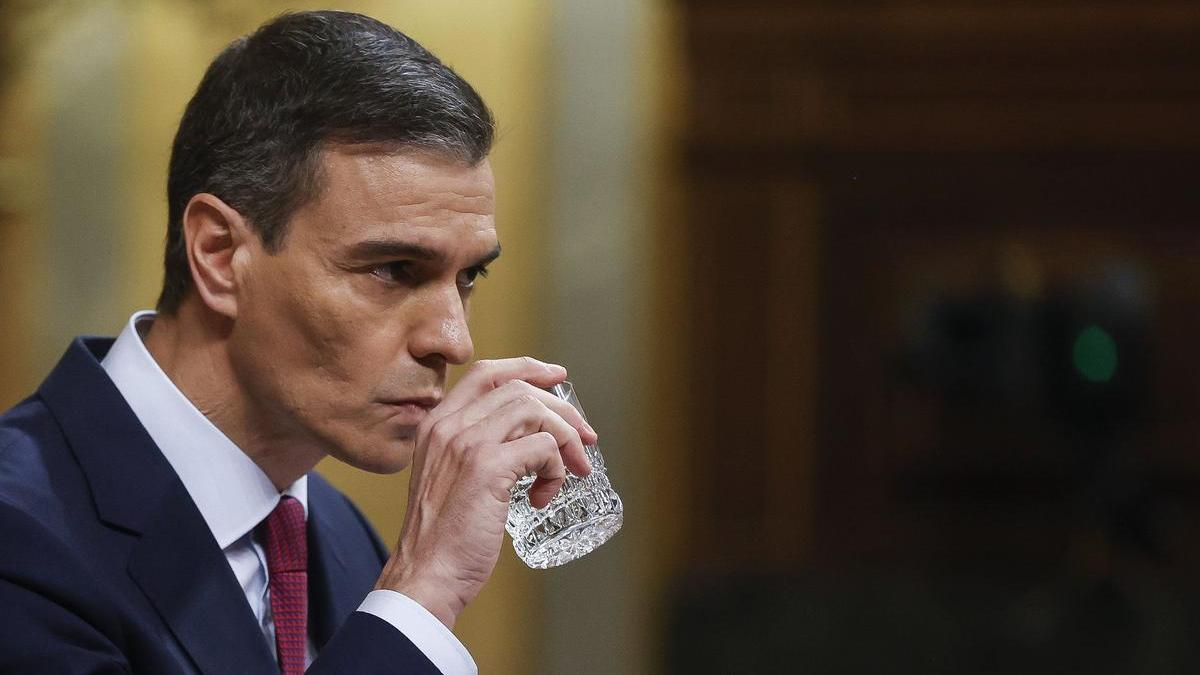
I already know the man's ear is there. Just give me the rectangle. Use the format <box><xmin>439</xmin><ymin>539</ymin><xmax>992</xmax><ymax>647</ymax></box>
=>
<box><xmin>182</xmin><ymin>193</ymin><xmax>253</xmax><ymax>320</ymax></box>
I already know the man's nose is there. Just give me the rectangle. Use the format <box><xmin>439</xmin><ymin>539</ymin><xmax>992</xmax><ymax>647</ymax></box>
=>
<box><xmin>408</xmin><ymin>285</ymin><xmax>474</xmax><ymax>366</ymax></box>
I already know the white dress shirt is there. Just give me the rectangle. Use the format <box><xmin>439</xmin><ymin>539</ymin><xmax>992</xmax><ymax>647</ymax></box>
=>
<box><xmin>101</xmin><ymin>311</ymin><xmax>475</xmax><ymax>674</ymax></box>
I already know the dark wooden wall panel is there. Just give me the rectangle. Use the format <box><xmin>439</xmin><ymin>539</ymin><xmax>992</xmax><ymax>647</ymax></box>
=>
<box><xmin>677</xmin><ymin>1</ymin><xmax>1200</xmax><ymax>577</ymax></box>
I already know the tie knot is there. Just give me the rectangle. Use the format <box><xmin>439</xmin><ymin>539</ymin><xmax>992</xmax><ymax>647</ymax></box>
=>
<box><xmin>263</xmin><ymin>495</ymin><xmax>307</xmax><ymax>572</ymax></box>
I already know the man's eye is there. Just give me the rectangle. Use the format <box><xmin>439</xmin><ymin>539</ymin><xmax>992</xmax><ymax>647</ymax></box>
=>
<box><xmin>369</xmin><ymin>262</ymin><xmax>414</xmax><ymax>284</ymax></box>
<box><xmin>457</xmin><ymin>265</ymin><xmax>489</xmax><ymax>290</ymax></box>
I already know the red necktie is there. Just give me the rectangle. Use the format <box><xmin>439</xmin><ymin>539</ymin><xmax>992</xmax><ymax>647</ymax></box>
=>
<box><xmin>262</xmin><ymin>496</ymin><xmax>307</xmax><ymax>674</ymax></box>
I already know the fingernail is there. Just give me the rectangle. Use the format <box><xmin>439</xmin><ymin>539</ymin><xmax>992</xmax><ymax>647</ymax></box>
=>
<box><xmin>549</xmin><ymin>363</ymin><xmax>567</xmax><ymax>376</ymax></box>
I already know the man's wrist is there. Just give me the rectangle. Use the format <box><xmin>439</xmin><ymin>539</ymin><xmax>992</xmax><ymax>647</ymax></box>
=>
<box><xmin>375</xmin><ymin>557</ymin><xmax>464</xmax><ymax>629</ymax></box>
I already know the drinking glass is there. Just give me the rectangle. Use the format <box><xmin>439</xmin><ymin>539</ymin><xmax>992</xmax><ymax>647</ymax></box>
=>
<box><xmin>506</xmin><ymin>382</ymin><xmax>623</xmax><ymax>568</ymax></box>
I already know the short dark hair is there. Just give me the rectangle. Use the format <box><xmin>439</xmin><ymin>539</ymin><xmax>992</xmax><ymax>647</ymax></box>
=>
<box><xmin>157</xmin><ymin>10</ymin><xmax>495</xmax><ymax>314</ymax></box>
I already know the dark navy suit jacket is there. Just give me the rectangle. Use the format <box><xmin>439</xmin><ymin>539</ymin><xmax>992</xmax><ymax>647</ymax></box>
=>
<box><xmin>0</xmin><ymin>338</ymin><xmax>440</xmax><ymax>673</ymax></box>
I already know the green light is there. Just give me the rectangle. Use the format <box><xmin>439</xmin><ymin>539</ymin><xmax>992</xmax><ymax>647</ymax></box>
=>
<box><xmin>1072</xmin><ymin>325</ymin><xmax>1118</xmax><ymax>383</ymax></box>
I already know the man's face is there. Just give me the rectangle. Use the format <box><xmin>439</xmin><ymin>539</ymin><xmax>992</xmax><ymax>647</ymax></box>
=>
<box><xmin>228</xmin><ymin>146</ymin><xmax>498</xmax><ymax>473</ymax></box>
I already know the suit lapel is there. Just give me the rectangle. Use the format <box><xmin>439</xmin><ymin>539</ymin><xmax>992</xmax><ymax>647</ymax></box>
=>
<box><xmin>307</xmin><ymin>474</ymin><xmax>388</xmax><ymax>650</ymax></box>
<box><xmin>309</xmin><ymin>503</ymin><xmax>354</xmax><ymax>650</ymax></box>
<box><xmin>128</xmin><ymin>487</ymin><xmax>279</xmax><ymax>675</ymax></box>
<box><xmin>38</xmin><ymin>338</ymin><xmax>278</xmax><ymax>674</ymax></box>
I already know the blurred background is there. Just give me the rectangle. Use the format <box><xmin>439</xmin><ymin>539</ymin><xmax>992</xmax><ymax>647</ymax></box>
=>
<box><xmin>4</xmin><ymin>1</ymin><xmax>1200</xmax><ymax>673</ymax></box>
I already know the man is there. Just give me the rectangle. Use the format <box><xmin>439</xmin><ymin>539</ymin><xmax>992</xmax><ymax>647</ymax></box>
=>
<box><xmin>0</xmin><ymin>10</ymin><xmax>594</xmax><ymax>674</ymax></box>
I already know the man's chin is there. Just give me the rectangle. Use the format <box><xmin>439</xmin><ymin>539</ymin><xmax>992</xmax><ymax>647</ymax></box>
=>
<box><xmin>327</xmin><ymin>439</ymin><xmax>415</xmax><ymax>474</ymax></box>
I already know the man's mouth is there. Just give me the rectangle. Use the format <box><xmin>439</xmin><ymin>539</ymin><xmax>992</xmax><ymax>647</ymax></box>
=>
<box><xmin>378</xmin><ymin>395</ymin><xmax>441</xmax><ymax>424</ymax></box>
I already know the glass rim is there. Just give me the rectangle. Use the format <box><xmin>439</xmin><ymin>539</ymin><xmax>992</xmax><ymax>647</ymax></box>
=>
<box><xmin>550</xmin><ymin>380</ymin><xmax>575</xmax><ymax>399</ymax></box>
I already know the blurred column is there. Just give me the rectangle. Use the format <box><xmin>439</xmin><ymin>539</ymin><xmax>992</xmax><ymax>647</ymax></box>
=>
<box><xmin>541</xmin><ymin>1</ymin><xmax>667</xmax><ymax>673</ymax></box>
<box><xmin>0</xmin><ymin>15</ymin><xmax>44</xmax><ymax>409</ymax></box>
<box><xmin>26</xmin><ymin>2</ymin><xmax>128</xmax><ymax>375</ymax></box>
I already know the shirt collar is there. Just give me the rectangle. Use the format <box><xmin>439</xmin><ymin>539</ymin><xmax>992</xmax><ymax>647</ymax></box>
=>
<box><xmin>100</xmin><ymin>310</ymin><xmax>308</xmax><ymax>549</ymax></box>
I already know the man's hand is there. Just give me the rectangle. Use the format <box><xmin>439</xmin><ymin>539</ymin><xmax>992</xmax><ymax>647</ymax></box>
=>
<box><xmin>374</xmin><ymin>357</ymin><xmax>597</xmax><ymax>628</ymax></box>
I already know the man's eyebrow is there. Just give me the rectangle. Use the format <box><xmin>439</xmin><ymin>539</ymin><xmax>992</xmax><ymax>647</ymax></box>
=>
<box><xmin>346</xmin><ymin>239</ymin><xmax>442</xmax><ymax>262</ymax></box>
<box><xmin>345</xmin><ymin>239</ymin><xmax>502</xmax><ymax>267</ymax></box>
<box><xmin>471</xmin><ymin>243</ymin><xmax>502</xmax><ymax>268</ymax></box>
